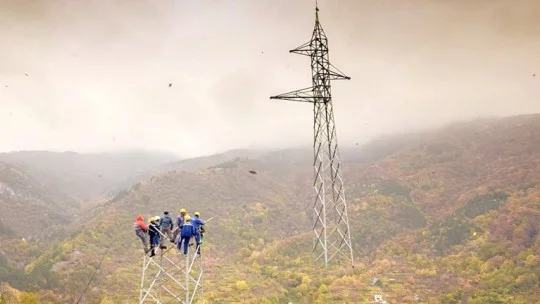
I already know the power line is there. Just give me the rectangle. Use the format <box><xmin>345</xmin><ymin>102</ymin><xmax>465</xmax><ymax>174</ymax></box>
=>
<box><xmin>75</xmin><ymin>247</ymin><xmax>110</xmax><ymax>304</ymax></box>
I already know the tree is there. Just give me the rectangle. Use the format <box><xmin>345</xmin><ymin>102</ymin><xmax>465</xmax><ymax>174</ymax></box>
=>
<box><xmin>19</xmin><ymin>292</ymin><xmax>40</xmax><ymax>304</ymax></box>
<box><xmin>515</xmin><ymin>273</ymin><xmax>538</xmax><ymax>290</ymax></box>
<box><xmin>440</xmin><ymin>290</ymin><xmax>462</xmax><ymax>304</ymax></box>
<box><xmin>469</xmin><ymin>291</ymin><xmax>505</xmax><ymax>304</ymax></box>
<box><xmin>99</xmin><ymin>296</ymin><xmax>116</xmax><ymax>304</ymax></box>
<box><xmin>235</xmin><ymin>280</ymin><xmax>248</xmax><ymax>291</ymax></box>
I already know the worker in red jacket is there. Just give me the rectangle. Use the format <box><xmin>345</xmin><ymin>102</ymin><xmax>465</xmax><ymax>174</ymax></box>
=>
<box><xmin>134</xmin><ymin>215</ymin><xmax>150</xmax><ymax>254</ymax></box>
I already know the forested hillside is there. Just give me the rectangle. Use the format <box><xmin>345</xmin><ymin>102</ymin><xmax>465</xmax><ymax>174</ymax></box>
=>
<box><xmin>0</xmin><ymin>161</ymin><xmax>70</xmax><ymax>237</ymax></box>
<box><xmin>0</xmin><ymin>161</ymin><xmax>70</xmax><ymax>298</ymax></box>
<box><xmin>1</xmin><ymin>114</ymin><xmax>539</xmax><ymax>303</ymax></box>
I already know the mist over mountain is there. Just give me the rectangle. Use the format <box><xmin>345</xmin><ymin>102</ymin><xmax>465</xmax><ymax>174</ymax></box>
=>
<box><xmin>2</xmin><ymin>0</ymin><xmax>539</xmax><ymax>157</ymax></box>
<box><xmin>0</xmin><ymin>114</ymin><xmax>539</xmax><ymax>303</ymax></box>
<box><xmin>0</xmin><ymin>150</ymin><xmax>179</xmax><ymax>205</ymax></box>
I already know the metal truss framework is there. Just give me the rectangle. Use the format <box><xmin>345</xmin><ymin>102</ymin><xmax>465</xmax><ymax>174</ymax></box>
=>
<box><xmin>139</xmin><ymin>240</ymin><xmax>203</xmax><ymax>304</ymax></box>
<box><xmin>270</xmin><ymin>6</ymin><xmax>354</xmax><ymax>267</ymax></box>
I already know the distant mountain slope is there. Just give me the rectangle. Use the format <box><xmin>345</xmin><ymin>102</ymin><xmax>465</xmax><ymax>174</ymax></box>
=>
<box><xmin>0</xmin><ymin>161</ymin><xmax>69</xmax><ymax>238</ymax></box>
<box><xmin>348</xmin><ymin>114</ymin><xmax>540</xmax><ymax>218</ymax></box>
<box><xmin>0</xmin><ymin>150</ymin><xmax>179</xmax><ymax>206</ymax></box>
<box><xmin>158</xmin><ymin>148</ymin><xmax>266</xmax><ymax>173</ymax></box>
<box><xmin>4</xmin><ymin>114</ymin><xmax>540</xmax><ymax>303</ymax></box>
<box><xmin>0</xmin><ymin>162</ymin><xmax>71</xmax><ymax>288</ymax></box>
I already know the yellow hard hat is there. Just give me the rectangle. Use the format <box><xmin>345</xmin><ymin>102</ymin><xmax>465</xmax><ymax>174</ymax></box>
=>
<box><xmin>184</xmin><ymin>215</ymin><xmax>191</xmax><ymax>221</ymax></box>
<box><xmin>148</xmin><ymin>216</ymin><xmax>155</xmax><ymax>223</ymax></box>
<box><xmin>194</xmin><ymin>212</ymin><xmax>200</xmax><ymax>216</ymax></box>
<box><xmin>179</xmin><ymin>208</ymin><xmax>186</xmax><ymax>213</ymax></box>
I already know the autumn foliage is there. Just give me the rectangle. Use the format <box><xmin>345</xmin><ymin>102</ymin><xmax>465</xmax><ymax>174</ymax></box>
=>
<box><xmin>1</xmin><ymin>114</ymin><xmax>540</xmax><ymax>303</ymax></box>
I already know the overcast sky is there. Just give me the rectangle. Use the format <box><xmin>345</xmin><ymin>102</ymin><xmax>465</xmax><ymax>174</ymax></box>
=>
<box><xmin>1</xmin><ymin>0</ymin><xmax>539</xmax><ymax>158</ymax></box>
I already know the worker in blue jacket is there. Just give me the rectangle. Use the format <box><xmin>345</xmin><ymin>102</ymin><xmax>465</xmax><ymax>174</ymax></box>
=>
<box><xmin>192</xmin><ymin>212</ymin><xmax>206</xmax><ymax>253</ymax></box>
<box><xmin>178</xmin><ymin>215</ymin><xmax>196</xmax><ymax>255</ymax></box>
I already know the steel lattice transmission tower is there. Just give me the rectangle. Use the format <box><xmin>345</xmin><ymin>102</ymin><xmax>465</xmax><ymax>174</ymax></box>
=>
<box><xmin>270</xmin><ymin>5</ymin><xmax>354</xmax><ymax>267</ymax></box>
<box><xmin>139</xmin><ymin>240</ymin><xmax>204</xmax><ymax>303</ymax></box>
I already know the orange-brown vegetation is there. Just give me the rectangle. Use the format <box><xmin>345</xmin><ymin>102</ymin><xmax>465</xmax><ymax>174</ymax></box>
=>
<box><xmin>1</xmin><ymin>114</ymin><xmax>539</xmax><ymax>303</ymax></box>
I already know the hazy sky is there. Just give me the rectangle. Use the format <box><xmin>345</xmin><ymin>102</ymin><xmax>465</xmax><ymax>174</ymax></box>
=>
<box><xmin>1</xmin><ymin>0</ymin><xmax>539</xmax><ymax>158</ymax></box>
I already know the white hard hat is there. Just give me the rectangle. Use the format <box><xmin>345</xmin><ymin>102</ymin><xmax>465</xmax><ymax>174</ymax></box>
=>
<box><xmin>155</xmin><ymin>216</ymin><xmax>160</xmax><ymax>220</ymax></box>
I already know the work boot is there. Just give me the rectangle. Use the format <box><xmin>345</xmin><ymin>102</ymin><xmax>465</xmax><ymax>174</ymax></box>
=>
<box><xmin>159</xmin><ymin>245</ymin><xmax>167</xmax><ymax>249</ymax></box>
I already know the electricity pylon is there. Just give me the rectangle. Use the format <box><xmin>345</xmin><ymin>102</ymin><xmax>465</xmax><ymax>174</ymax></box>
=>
<box><xmin>139</xmin><ymin>235</ymin><xmax>203</xmax><ymax>303</ymax></box>
<box><xmin>270</xmin><ymin>5</ymin><xmax>354</xmax><ymax>267</ymax></box>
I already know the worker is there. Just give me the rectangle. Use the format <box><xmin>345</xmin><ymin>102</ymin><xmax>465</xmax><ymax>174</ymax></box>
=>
<box><xmin>178</xmin><ymin>215</ymin><xmax>196</xmax><ymax>255</ymax></box>
<box><xmin>172</xmin><ymin>208</ymin><xmax>187</xmax><ymax>243</ymax></box>
<box><xmin>134</xmin><ymin>215</ymin><xmax>150</xmax><ymax>254</ymax></box>
<box><xmin>148</xmin><ymin>217</ymin><xmax>160</xmax><ymax>257</ymax></box>
<box><xmin>191</xmin><ymin>212</ymin><xmax>206</xmax><ymax>254</ymax></box>
<box><xmin>159</xmin><ymin>210</ymin><xmax>174</xmax><ymax>245</ymax></box>
<box><xmin>155</xmin><ymin>215</ymin><xmax>168</xmax><ymax>250</ymax></box>
<box><xmin>177</xmin><ymin>208</ymin><xmax>187</xmax><ymax>228</ymax></box>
